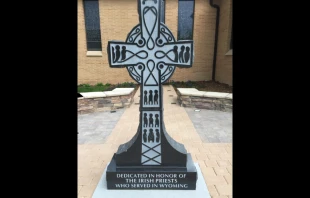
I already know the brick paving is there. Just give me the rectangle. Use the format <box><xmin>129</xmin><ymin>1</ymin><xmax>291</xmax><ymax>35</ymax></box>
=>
<box><xmin>78</xmin><ymin>85</ymin><xmax>232</xmax><ymax>198</ymax></box>
<box><xmin>184</xmin><ymin>108</ymin><xmax>232</xmax><ymax>143</ymax></box>
<box><xmin>78</xmin><ymin>109</ymin><xmax>125</xmax><ymax>144</ymax></box>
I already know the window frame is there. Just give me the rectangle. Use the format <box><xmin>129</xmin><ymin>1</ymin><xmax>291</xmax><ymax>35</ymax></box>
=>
<box><xmin>177</xmin><ymin>0</ymin><xmax>195</xmax><ymax>41</ymax></box>
<box><xmin>83</xmin><ymin>0</ymin><xmax>103</xmax><ymax>52</ymax></box>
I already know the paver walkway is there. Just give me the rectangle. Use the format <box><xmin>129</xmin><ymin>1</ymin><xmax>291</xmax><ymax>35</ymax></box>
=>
<box><xmin>78</xmin><ymin>85</ymin><xmax>232</xmax><ymax>198</ymax></box>
<box><xmin>78</xmin><ymin>109</ymin><xmax>125</xmax><ymax>144</ymax></box>
<box><xmin>184</xmin><ymin>108</ymin><xmax>232</xmax><ymax>143</ymax></box>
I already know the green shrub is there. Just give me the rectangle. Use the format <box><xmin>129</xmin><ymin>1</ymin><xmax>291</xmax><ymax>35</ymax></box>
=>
<box><xmin>185</xmin><ymin>80</ymin><xmax>193</xmax><ymax>87</ymax></box>
<box><xmin>78</xmin><ymin>83</ymin><xmax>91</xmax><ymax>87</ymax></box>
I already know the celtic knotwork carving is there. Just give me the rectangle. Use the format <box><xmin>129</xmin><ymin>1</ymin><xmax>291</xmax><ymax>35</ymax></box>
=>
<box><xmin>112</xmin><ymin>45</ymin><xmax>148</xmax><ymax>63</ymax></box>
<box><xmin>142</xmin><ymin>143</ymin><xmax>161</xmax><ymax>165</ymax></box>
<box><xmin>155</xmin><ymin>45</ymin><xmax>191</xmax><ymax>64</ymax></box>
<box><xmin>161</xmin><ymin>66</ymin><xmax>174</xmax><ymax>81</ymax></box>
<box><xmin>156</xmin><ymin>62</ymin><xmax>174</xmax><ymax>82</ymax></box>
<box><xmin>128</xmin><ymin>27</ymin><xmax>141</xmax><ymax>43</ymax></box>
<box><xmin>128</xmin><ymin>64</ymin><xmax>144</xmax><ymax>83</ymax></box>
<box><xmin>143</xmin><ymin>6</ymin><xmax>157</xmax><ymax>50</ymax></box>
<box><xmin>144</xmin><ymin>60</ymin><xmax>158</xmax><ymax>86</ymax></box>
<box><xmin>143</xmin><ymin>0</ymin><xmax>157</xmax><ymax>5</ymax></box>
<box><xmin>127</xmin><ymin>26</ymin><xmax>145</xmax><ymax>49</ymax></box>
<box><xmin>160</xmin><ymin>27</ymin><xmax>173</xmax><ymax>42</ymax></box>
<box><xmin>156</xmin><ymin>38</ymin><xmax>164</xmax><ymax>47</ymax></box>
<box><xmin>154</xmin><ymin>47</ymin><xmax>177</xmax><ymax>63</ymax></box>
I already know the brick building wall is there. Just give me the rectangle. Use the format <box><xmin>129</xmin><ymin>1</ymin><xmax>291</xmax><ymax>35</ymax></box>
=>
<box><xmin>215</xmin><ymin>0</ymin><xmax>232</xmax><ymax>86</ymax></box>
<box><xmin>78</xmin><ymin>0</ymin><xmax>230</xmax><ymax>85</ymax></box>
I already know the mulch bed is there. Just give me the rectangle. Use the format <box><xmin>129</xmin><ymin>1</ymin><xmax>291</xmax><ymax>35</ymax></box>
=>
<box><xmin>169</xmin><ymin>80</ymin><xmax>232</xmax><ymax>93</ymax></box>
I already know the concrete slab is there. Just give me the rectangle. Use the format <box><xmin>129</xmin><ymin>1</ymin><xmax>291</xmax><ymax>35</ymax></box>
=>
<box><xmin>203</xmin><ymin>92</ymin><xmax>229</xmax><ymax>99</ymax></box>
<box><xmin>92</xmin><ymin>163</ymin><xmax>211</xmax><ymax>198</ymax></box>
<box><xmin>183</xmin><ymin>91</ymin><xmax>205</xmax><ymax>97</ymax></box>
<box><xmin>80</xmin><ymin>92</ymin><xmax>107</xmax><ymax>98</ymax></box>
<box><xmin>177</xmin><ymin>88</ymin><xmax>203</xmax><ymax>97</ymax></box>
<box><xmin>225</xmin><ymin>93</ymin><xmax>233</xmax><ymax>99</ymax></box>
<box><xmin>104</xmin><ymin>90</ymin><xmax>132</xmax><ymax>96</ymax></box>
<box><xmin>177</xmin><ymin>88</ymin><xmax>199</xmax><ymax>93</ymax></box>
<box><xmin>177</xmin><ymin>89</ymin><xmax>232</xmax><ymax>99</ymax></box>
<box><xmin>112</xmin><ymin>88</ymin><xmax>135</xmax><ymax>93</ymax></box>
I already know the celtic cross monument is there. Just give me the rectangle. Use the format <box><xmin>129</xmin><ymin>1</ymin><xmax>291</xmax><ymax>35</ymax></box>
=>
<box><xmin>106</xmin><ymin>0</ymin><xmax>197</xmax><ymax>190</ymax></box>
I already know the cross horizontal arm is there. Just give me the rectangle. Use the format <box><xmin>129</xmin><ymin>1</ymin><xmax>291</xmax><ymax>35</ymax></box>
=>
<box><xmin>154</xmin><ymin>41</ymin><xmax>194</xmax><ymax>68</ymax></box>
<box><xmin>107</xmin><ymin>41</ymin><xmax>149</xmax><ymax>68</ymax></box>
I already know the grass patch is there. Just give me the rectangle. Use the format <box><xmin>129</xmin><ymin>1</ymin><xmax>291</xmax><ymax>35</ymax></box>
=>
<box><xmin>78</xmin><ymin>82</ymin><xmax>137</xmax><ymax>93</ymax></box>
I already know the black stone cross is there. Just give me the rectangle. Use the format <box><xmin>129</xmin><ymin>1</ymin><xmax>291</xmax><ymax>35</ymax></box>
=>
<box><xmin>106</xmin><ymin>0</ymin><xmax>197</xmax><ymax>190</ymax></box>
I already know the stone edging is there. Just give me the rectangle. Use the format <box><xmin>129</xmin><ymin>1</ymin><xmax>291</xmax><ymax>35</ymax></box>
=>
<box><xmin>176</xmin><ymin>88</ymin><xmax>232</xmax><ymax>112</ymax></box>
<box><xmin>78</xmin><ymin>88</ymin><xmax>137</xmax><ymax>114</ymax></box>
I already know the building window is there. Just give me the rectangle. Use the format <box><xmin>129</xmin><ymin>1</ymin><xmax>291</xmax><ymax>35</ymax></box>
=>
<box><xmin>160</xmin><ymin>0</ymin><xmax>166</xmax><ymax>23</ymax></box>
<box><xmin>83</xmin><ymin>0</ymin><xmax>102</xmax><ymax>51</ymax></box>
<box><xmin>177</xmin><ymin>0</ymin><xmax>195</xmax><ymax>40</ymax></box>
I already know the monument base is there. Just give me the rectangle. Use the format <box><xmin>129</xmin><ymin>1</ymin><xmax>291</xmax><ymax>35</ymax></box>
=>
<box><xmin>106</xmin><ymin>154</ymin><xmax>197</xmax><ymax>190</ymax></box>
<box><xmin>92</xmin><ymin>163</ymin><xmax>210</xmax><ymax>198</ymax></box>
